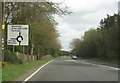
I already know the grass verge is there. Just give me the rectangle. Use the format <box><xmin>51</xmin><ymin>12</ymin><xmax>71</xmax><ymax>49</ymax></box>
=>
<box><xmin>2</xmin><ymin>56</ymin><xmax>54</xmax><ymax>81</ymax></box>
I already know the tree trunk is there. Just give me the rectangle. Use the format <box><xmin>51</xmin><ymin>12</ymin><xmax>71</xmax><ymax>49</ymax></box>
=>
<box><xmin>30</xmin><ymin>43</ymin><xmax>34</xmax><ymax>61</ymax></box>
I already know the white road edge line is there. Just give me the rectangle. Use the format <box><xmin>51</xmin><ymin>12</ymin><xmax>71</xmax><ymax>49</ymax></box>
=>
<box><xmin>79</xmin><ymin>61</ymin><xmax>120</xmax><ymax>71</ymax></box>
<box><xmin>22</xmin><ymin>60</ymin><xmax>53</xmax><ymax>83</ymax></box>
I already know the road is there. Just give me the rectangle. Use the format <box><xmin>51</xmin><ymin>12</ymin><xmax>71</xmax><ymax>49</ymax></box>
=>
<box><xmin>27</xmin><ymin>56</ymin><xmax>118</xmax><ymax>81</ymax></box>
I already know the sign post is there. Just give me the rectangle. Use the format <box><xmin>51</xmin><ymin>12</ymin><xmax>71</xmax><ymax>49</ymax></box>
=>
<box><xmin>7</xmin><ymin>25</ymin><xmax>29</xmax><ymax>46</ymax></box>
<box><xmin>7</xmin><ymin>25</ymin><xmax>29</xmax><ymax>64</ymax></box>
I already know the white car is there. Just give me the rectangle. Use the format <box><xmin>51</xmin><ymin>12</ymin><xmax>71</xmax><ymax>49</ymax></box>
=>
<box><xmin>71</xmin><ymin>55</ymin><xmax>77</xmax><ymax>60</ymax></box>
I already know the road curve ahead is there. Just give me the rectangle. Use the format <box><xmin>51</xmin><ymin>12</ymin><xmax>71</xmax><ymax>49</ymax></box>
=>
<box><xmin>27</xmin><ymin>56</ymin><xmax>118</xmax><ymax>81</ymax></box>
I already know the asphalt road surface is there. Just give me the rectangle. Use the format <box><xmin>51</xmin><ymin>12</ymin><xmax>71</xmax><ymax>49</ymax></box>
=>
<box><xmin>27</xmin><ymin>56</ymin><xmax>118</xmax><ymax>81</ymax></box>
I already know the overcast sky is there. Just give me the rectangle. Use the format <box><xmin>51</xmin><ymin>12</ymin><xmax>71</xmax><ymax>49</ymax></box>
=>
<box><xmin>53</xmin><ymin>0</ymin><xmax>119</xmax><ymax>51</ymax></box>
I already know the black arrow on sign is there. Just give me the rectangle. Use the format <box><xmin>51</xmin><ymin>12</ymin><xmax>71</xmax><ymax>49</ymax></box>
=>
<box><xmin>16</xmin><ymin>32</ymin><xmax>23</xmax><ymax>46</ymax></box>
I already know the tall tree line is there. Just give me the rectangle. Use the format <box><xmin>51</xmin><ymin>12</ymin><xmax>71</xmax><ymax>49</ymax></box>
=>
<box><xmin>4</xmin><ymin>1</ymin><xmax>70</xmax><ymax>59</ymax></box>
<box><xmin>71</xmin><ymin>14</ymin><xmax>119</xmax><ymax>61</ymax></box>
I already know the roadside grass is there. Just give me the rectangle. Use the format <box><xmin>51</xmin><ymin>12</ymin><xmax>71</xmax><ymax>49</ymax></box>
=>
<box><xmin>2</xmin><ymin>56</ymin><xmax>54</xmax><ymax>81</ymax></box>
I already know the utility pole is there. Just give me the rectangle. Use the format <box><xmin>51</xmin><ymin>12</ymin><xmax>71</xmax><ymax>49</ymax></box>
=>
<box><xmin>0</xmin><ymin>2</ymin><xmax>2</xmax><ymax>83</ymax></box>
<box><xmin>0</xmin><ymin>1</ymin><xmax>2</xmax><ymax>62</ymax></box>
<box><xmin>2</xmin><ymin>1</ymin><xmax>5</xmax><ymax>62</ymax></box>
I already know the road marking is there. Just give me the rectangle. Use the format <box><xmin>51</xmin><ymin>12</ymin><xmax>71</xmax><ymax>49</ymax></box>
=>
<box><xmin>22</xmin><ymin>60</ymin><xmax>53</xmax><ymax>83</ymax></box>
<box><xmin>64</xmin><ymin>60</ymin><xmax>77</xmax><ymax>62</ymax></box>
<box><xmin>79</xmin><ymin>61</ymin><xmax>120</xmax><ymax>71</ymax></box>
<box><xmin>63</xmin><ymin>59</ymin><xmax>119</xmax><ymax>71</ymax></box>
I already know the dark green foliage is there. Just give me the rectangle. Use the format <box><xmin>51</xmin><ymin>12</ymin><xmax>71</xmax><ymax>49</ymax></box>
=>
<box><xmin>4</xmin><ymin>50</ymin><xmax>23</xmax><ymax>64</ymax></box>
<box><xmin>71</xmin><ymin>14</ymin><xmax>119</xmax><ymax>61</ymax></box>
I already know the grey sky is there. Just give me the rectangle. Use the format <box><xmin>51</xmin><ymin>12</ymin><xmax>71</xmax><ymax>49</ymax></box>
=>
<box><xmin>53</xmin><ymin>0</ymin><xmax>119</xmax><ymax>51</ymax></box>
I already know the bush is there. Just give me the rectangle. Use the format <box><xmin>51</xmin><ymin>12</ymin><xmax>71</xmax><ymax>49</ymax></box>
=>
<box><xmin>4</xmin><ymin>50</ymin><xmax>23</xmax><ymax>64</ymax></box>
<box><xmin>41</xmin><ymin>55</ymin><xmax>53</xmax><ymax>60</ymax></box>
<box><xmin>0</xmin><ymin>62</ymin><xmax>7</xmax><ymax>68</ymax></box>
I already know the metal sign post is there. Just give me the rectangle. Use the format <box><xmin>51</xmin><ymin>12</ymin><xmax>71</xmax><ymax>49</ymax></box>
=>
<box><xmin>7</xmin><ymin>25</ymin><xmax>29</xmax><ymax>61</ymax></box>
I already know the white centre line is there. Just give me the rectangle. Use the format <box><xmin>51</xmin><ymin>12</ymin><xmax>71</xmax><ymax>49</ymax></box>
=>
<box><xmin>22</xmin><ymin>60</ymin><xmax>53</xmax><ymax>83</ymax></box>
<box><xmin>79</xmin><ymin>61</ymin><xmax>120</xmax><ymax>71</ymax></box>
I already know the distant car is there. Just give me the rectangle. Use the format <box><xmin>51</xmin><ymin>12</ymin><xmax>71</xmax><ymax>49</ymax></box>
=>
<box><xmin>71</xmin><ymin>55</ymin><xmax>77</xmax><ymax>60</ymax></box>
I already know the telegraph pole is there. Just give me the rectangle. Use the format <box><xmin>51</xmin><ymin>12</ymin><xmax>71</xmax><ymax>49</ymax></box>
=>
<box><xmin>0</xmin><ymin>1</ymin><xmax>2</xmax><ymax>62</ymax></box>
<box><xmin>2</xmin><ymin>0</ymin><xmax>5</xmax><ymax>62</ymax></box>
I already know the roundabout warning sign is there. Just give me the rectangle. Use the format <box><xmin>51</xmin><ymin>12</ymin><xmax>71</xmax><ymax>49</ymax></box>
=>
<box><xmin>7</xmin><ymin>25</ymin><xmax>29</xmax><ymax>46</ymax></box>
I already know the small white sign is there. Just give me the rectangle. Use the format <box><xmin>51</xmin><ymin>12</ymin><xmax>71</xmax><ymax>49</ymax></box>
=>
<box><xmin>7</xmin><ymin>25</ymin><xmax>29</xmax><ymax>46</ymax></box>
